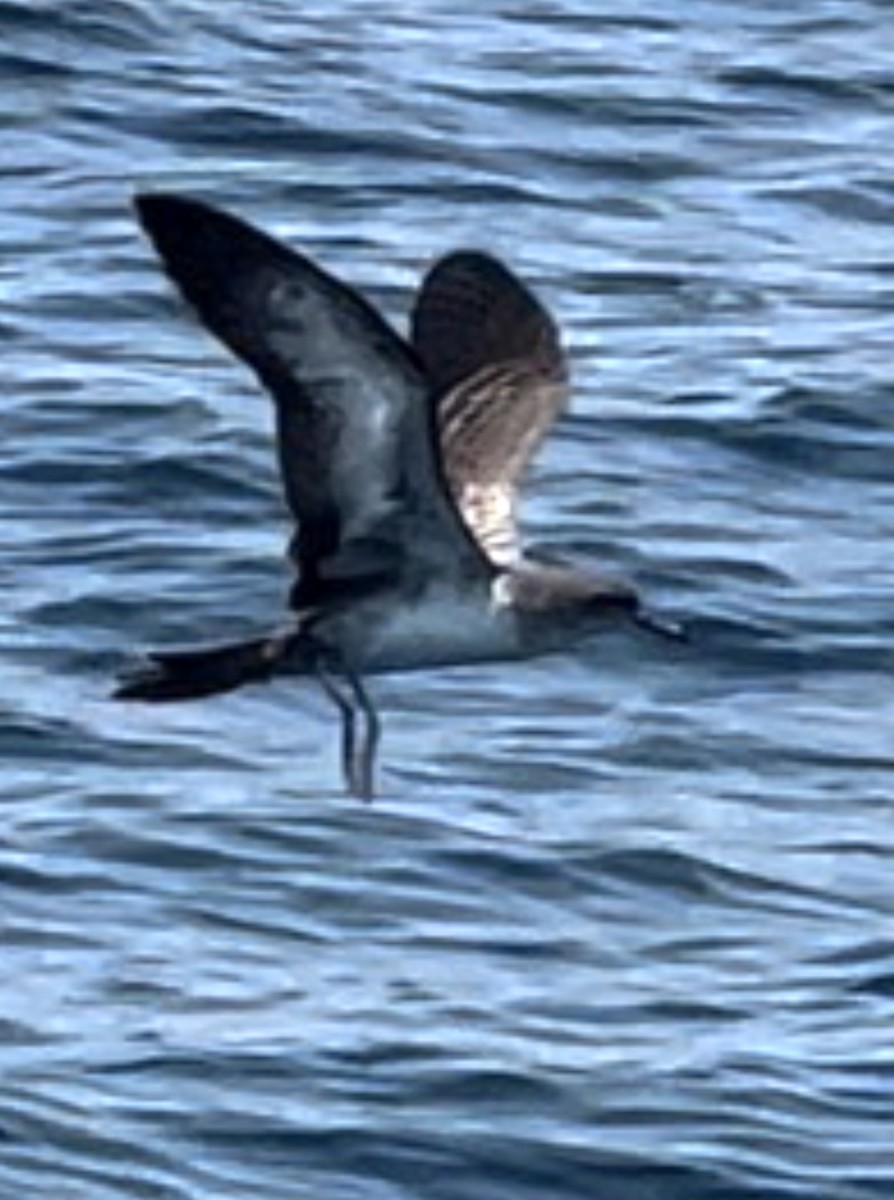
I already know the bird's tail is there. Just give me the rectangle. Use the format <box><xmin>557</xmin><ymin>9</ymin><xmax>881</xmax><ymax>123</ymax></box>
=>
<box><xmin>113</xmin><ymin>634</ymin><xmax>294</xmax><ymax>702</ymax></box>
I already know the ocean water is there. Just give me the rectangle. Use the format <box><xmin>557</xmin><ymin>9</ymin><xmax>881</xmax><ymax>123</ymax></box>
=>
<box><xmin>3</xmin><ymin>1</ymin><xmax>894</xmax><ymax>1197</ymax></box>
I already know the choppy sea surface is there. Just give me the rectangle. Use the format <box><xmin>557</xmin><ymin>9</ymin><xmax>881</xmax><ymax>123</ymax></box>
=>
<box><xmin>3</xmin><ymin>1</ymin><xmax>894</xmax><ymax>1197</ymax></box>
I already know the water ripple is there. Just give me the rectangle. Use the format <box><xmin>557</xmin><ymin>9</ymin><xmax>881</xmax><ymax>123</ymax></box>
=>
<box><xmin>3</xmin><ymin>0</ymin><xmax>894</xmax><ymax>1197</ymax></box>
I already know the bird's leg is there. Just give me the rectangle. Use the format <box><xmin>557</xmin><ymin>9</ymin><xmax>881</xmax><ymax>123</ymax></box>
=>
<box><xmin>313</xmin><ymin>652</ymin><xmax>380</xmax><ymax>801</ymax></box>
<box><xmin>315</xmin><ymin>663</ymin><xmax>358</xmax><ymax>793</ymax></box>
<box><xmin>341</xmin><ymin>668</ymin><xmax>381</xmax><ymax>802</ymax></box>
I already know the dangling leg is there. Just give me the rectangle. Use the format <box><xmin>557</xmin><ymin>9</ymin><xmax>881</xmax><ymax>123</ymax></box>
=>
<box><xmin>314</xmin><ymin>664</ymin><xmax>357</xmax><ymax>791</ymax></box>
<box><xmin>340</xmin><ymin>668</ymin><xmax>380</xmax><ymax>801</ymax></box>
<box><xmin>313</xmin><ymin>653</ymin><xmax>380</xmax><ymax>801</ymax></box>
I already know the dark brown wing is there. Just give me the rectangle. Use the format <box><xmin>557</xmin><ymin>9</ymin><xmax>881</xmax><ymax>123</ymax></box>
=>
<box><xmin>411</xmin><ymin>252</ymin><xmax>567</xmax><ymax>564</ymax></box>
<box><xmin>135</xmin><ymin>195</ymin><xmax>488</xmax><ymax>602</ymax></box>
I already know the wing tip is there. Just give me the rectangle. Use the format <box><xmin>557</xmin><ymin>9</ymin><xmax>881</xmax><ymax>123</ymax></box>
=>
<box><xmin>134</xmin><ymin>191</ymin><xmax>195</xmax><ymax>240</ymax></box>
<box><xmin>412</xmin><ymin>246</ymin><xmax>565</xmax><ymax>396</ymax></box>
<box><xmin>133</xmin><ymin>192</ymin><xmax>234</xmax><ymax>266</ymax></box>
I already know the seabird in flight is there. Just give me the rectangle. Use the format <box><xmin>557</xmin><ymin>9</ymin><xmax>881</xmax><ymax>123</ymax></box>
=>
<box><xmin>116</xmin><ymin>195</ymin><xmax>682</xmax><ymax>798</ymax></box>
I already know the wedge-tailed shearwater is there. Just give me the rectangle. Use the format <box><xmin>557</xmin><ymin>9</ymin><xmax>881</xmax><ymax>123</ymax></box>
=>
<box><xmin>116</xmin><ymin>194</ymin><xmax>682</xmax><ymax>798</ymax></box>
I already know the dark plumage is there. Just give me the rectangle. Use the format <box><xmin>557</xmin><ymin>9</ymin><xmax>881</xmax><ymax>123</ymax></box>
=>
<box><xmin>117</xmin><ymin>195</ymin><xmax>682</xmax><ymax>797</ymax></box>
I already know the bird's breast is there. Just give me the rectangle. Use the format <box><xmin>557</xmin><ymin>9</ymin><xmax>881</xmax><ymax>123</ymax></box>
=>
<box><xmin>321</xmin><ymin>581</ymin><xmax>524</xmax><ymax>674</ymax></box>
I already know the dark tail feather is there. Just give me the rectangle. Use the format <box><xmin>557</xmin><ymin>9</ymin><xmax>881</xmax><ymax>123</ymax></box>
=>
<box><xmin>113</xmin><ymin>636</ymin><xmax>284</xmax><ymax>702</ymax></box>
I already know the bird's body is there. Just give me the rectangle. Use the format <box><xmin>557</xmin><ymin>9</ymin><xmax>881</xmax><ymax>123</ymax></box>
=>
<box><xmin>310</xmin><ymin>579</ymin><xmax>516</xmax><ymax>674</ymax></box>
<box><xmin>117</xmin><ymin>194</ymin><xmax>679</xmax><ymax>796</ymax></box>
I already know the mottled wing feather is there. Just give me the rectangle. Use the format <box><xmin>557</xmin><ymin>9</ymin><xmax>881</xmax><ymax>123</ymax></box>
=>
<box><xmin>437</xmin><ymin>362</ymin><xmax>566</xmax><ymax>563</ymax></box>
<box><xmin>411</xmin><ymin>251</ymin><xmax>566</xmax><ymax>396</ymax></box>
<box><xmin>411</xmin><ymin>252</ymin><xmax>568</xmax><ymax>565</ymax></box>
<box><xmin>135</xmin><ymin>195</ymin><xmax>487</xmax><ymax>599</ymax></box>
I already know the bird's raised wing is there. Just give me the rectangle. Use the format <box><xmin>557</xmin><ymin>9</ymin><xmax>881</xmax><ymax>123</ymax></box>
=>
<box><xmin>135</xmin><ymin>195</ymin><xmax>488</xmax><ymax>605</ymax></box>
<box><xmin>411</xmin><ymin>251</ymin><xmax>568</xmax><ymax>565</ymax></box>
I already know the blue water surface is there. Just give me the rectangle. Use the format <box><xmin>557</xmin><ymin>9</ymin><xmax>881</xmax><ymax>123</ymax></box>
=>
<box><xmin>2</xmin><ymin>1</ymin><xmax>894</xmax><ymax>1197</ymax></box>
